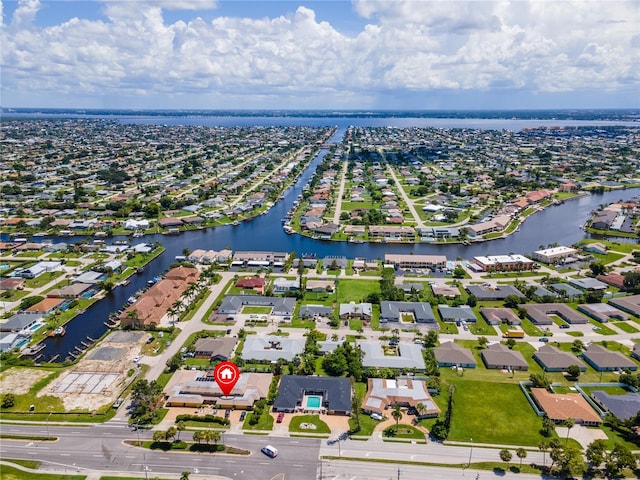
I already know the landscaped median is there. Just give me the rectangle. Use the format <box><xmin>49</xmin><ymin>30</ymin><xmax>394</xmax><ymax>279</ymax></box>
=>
<box><xmin>124</xmin><ymin>439</ymin><xmax>250</xmax><ymax>455</ymax></box>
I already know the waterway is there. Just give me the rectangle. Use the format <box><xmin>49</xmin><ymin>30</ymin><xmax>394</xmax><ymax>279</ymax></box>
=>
<box><xmin>12</xmin><ymin>116</ymin><xmax>639</xmax><ymax>361</ymax></box>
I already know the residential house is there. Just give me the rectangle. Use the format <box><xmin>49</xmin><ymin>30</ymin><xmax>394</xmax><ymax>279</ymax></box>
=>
<box><xmin>582</xmin><ymin>344</ymin><xmax>638</xmax><ymax>372</ymax></box>
<box><xmin>533</xmin><ymin>345</ymin><xmax>587</xmax><ymax>372</ymax></box>
<box><xmin>362</xmin><ymin>377</ymin><xmax>440</xmax><ymax>417</ymax></box>
<box><xmin>273</xmin><ymin>375</ymin><xmax>352</xmax><ymax>415</ymax></box>
<box><xmin>480</xmin><ymin>343</ymin><xmax>528</xmax><ymax>371</ymax></box>
<box><xmin>433</xmin><ymin>341</ymin><xmax>476</xmax><ymax>368</ymax></box>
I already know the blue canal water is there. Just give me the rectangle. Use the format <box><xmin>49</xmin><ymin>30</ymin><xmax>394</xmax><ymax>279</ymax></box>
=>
<box><xmin>10</xmin><ymin>115</ymin><xmax>638</xmax><ymax>361</ymax></box>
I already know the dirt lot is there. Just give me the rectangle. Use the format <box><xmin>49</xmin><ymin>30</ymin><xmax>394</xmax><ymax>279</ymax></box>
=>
<box><xmin>0</xmin><ymin>367</ymin><xmax>53</xmax><ymax>395</ymax></box>
<box><xmin>36</xmin><ymin>331</ymin><xmax>146</xmax><ymax>412</ymax></box>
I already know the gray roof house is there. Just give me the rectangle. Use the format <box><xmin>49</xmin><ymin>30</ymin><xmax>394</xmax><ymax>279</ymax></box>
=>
<box><xmin>481</xmin><ymin>343</ymin><xmax>528</xmax><ymax>371</ymax></box>
<box><xmin>380</xmin><ymin>301</ymin><xmax>436</xmax><ymax>324</ymax></box>
<box><xmin>609</xmin><ymin>295</ymin><xmax>640</xmax><ymax>317</ymax></box>
<box><xmin>582</xmin><ymin>344</ymin><xmax>638</xmax><ymax>372</ymax></box>
<box><xmin>218</xmin><ymin>295</ymin><xmax>296</xmax><ymax>316</ymax></box>
<box><xmin>633</xmin><ymin>343</ymin><xmax>640</xmax><ymax>362</ymax></box>
<box><xmin>339</xmin><ymin>302</ymin><xmax>372</xmax><ymax>319</ymax></box>
<box><xmin>480</xmin><ymin>308</ymin><xmax>521</xmax><ymax>325</ymax></box>
<box><xmin>577</xmin><ymin>303</ymin><xmax>629</xmax><ymax>323</ymax></box>
<box><xmin>466</xmin><ymin>285</ymin><xmax>522</xmax><ymax>301</ymax></box>
<box><xmin>0</xmin><ymin>313</ymin><xmax>44</xmax><ymax>332</ymax></box>
<box><xmin>241</xmin><ymin>337</ymin><xmax>305</xmax><ymax>362</ymax></box>
<box><xmin>569</xmin><ymin>278</ymin><xmax>608</xmax><ymax>291</ymax></box>
<box><xmin>591</xmin><ymin>391</ymin><xmax>640</xmax><ymax>421</ymax></box>
<box><xmin>533</xmin><ymin>344</ymin><xmax>587</xmax><ymax>372</ymax></box>
<box><xmin>358</xmin><ymin>341</ymin><xmax>426</xmax><ymax>370</ymax></box>
<box><xmin>521</xmin><ymin>303</ymin><xmax>588</xmax><ymax>325</ymax></box>
<box><xmin>438</xmin><ymin>305</ymin><xmax>477</xmax><ymax>323</ymax></box>
<box><xmin>550</xmin><ymin>283</ymin><xmax>583</xmax><ymax>299</ymax></box>
<box><xmin>299</xmin><ymin>305</ymin><xmax>333</xmax><ymax>318</ymax></box>
<box><xmin>193</xmin><ymin>337</ymin><xmax>236</xmax><ymax>361</ymax></box>
<box><xmin>273</xmin><ymin>375</ymin><xmax>352</xmax><ymax>415</ymax></box>
<box><xmin>433</xmin><ymin>341</ymin><xmax>476</xmax><ymax>368</ymax></box>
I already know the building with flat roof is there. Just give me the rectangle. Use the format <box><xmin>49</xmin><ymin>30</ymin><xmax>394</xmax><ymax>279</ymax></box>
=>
<box><xmin>339</xmin><ymin>302</ymin><xmax>372</xmax><ymax>320</ymax></box>
<box><xmin>468</xmin><ymin>215</ymin><xmax>511</xmax><ymax>236</ymax></box>
<box><xmin>569</xmin><ymin>278</ymin><xmax>608</xmax><ymax>291</ymax></box>
<box><xmin>531</xmin><ymin>388</ymin><xmax>601</xmax><ymax>425</ymax></box>
<box><xmin>369</xmin><ymin>226</ymin><xmax>415</xmax><ymax>240</ymax></box>
<box><xmin>273</xmin><ymin>375</ymin><xmax>351</xmax><ymax>415</ymax></box>
<box><xmin>532</xmin><ymin>246</ymin><xmax>577</xmax><ymax>264</ymax></box>
<box><xmin>241</xmin><ymin>337</ymin><xmax>305</xmax><ymax>362</ymax></box>
<box><xmin>165</xmin><ymin>371</ymin><xmax>272</xmax><ymax>409</ymax></box>
<box><xmin>358</xmin><ymin>341</ymin><xmax>426</xmax><ymax>370</ymax></box>
<box><xmin>473</xmin><ymin>254</ymin><xmax>534</xmax><ymax>272</ymax></box>
<box><xmin>533</xmin><ymin>344</ymin><xmax>587</xmax><ymax>372</ymax></box>
<box><xmin>431</xmin><ymin>284</ymin><xmax>460</xmax><ymax>298</ymax></box>
<box><xmin>362</xmin><ymin>377</ymin><xmax>440</xmax><ymax>417</ymax></box>
<box><xmin>433</xmin><ymin>341</ymin><xmax>476</xmax><ymax>368</ymax></box>
<box><xmin>384</xmin><ymin>254</ymin><xmax>446</xmax><ymax>270</ymax></box>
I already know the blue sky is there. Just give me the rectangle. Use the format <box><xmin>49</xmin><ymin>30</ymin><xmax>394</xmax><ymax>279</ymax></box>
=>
<box><xmin>1</xmin><ymin>0</ymin><xmax>638</xmax><ymax>110</ymax></box>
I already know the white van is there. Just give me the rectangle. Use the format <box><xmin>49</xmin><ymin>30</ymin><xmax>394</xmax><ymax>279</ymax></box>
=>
<box><xmin>261</xmin><ymin>445</ymin><xmax>278</xmax><ymax>458</ymax></box>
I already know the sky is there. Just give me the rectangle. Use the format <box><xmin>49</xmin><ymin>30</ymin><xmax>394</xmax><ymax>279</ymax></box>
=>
<box><xmin>1</xmin><ymin>0</ymin><xmax>638</xmax><ymax>110</ymax></box>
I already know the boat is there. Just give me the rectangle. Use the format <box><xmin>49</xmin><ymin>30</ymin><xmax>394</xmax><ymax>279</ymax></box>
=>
<box><xmin>283</xmin><ymin>225</ymin><xmax>294</xmax><ymax>234</ymax></box>
<box><xmin>120</xmin><ymin>279</ymin><xmax>131</xmax><ymax>286</ymax></box>
<box><xmin>47</xmin><ymin>326</ymin><xmax>66</xmax><ymax>337</ymax></box>
<box><xmin>232</xmin><ymin>221</ymin><xmax>239</xmax><ymax>226</ymax></box>
<box><xmin>133</xmin><ymin>231</ymin><xmax>144</xmax><ymax>237</ymax></box>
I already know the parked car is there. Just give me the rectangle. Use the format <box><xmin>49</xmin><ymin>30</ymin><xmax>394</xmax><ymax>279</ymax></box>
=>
<box><xmin>239</xmin><ymin>411</ymin><xmax>246</xmax><ymax>421</ymax></box>
<box><xmin>560</xmin><ymin>324</ymin><xmax>570</xmax><ymax>329</ymax></box>
<box><xmin>539</xmin><ymin>337</ymin><xmax>550</xmax><ymax>342</ymax></box>
<box><xmin>146</xmin><ymin>337</ymin><xmax>154</xmax><ymax>344</ymax></box>
<box><xmin>276</xmin><ymin>413</ymin><xmax>285</xmax><ymax>423</ymax></box>
<box><xmin>225</xmin><ymin>409</ymin><xmax>231</xmax><ymax>418</ymax></box>
<box><xmin>226</xmin><ymin>328</ymin><xmax>232</xmax><ymax>334</ymax></box>
<box><xmin>370</xmin><ymin>412</ymin><xmax>383</xmax><ymax>421</ymax></box>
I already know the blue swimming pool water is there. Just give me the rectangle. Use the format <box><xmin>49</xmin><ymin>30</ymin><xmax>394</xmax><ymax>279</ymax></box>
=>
<box><xmin>306</xmin><ymin>395</ymin><xmax>322</xmax><ymax>408</ymax></box>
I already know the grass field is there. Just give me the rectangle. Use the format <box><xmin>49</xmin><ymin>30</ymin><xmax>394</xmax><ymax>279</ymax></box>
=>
<box><xmin>0</xmin><ymin>465</ymin><xmax>85</xmax><ymax>480</ymax></box>
<box><xmin>289</xmin><ymin>414</ymin><xmax>331</xmax><ymax>434</ymax></box>
<box><xmin>242</xmin><ymin>306</ymin><xmax>272</xmax><ymax>314</ymax></box>
<box><xmin>337</xmin><ymin>279</ymin><xmax>380</xmax><ymax>304</ymax></box>
<box><xmin>447</xmin><ymin>380</ymin><xmax>548</xmax><ymax>446</ymax></box>
<box><xmin>243</xmin><ymin>409</ymin><xmax>274</xmax><ymax>431</ymax></box>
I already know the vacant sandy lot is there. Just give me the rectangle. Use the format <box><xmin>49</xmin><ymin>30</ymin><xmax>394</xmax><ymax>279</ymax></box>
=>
<box><xmin>0</xmin><ymin>367</ymin><xmax>53</xmax><ymax>395</ymax></box>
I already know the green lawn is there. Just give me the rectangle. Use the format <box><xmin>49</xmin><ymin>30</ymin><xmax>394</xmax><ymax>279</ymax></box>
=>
<box><xmin>447</xmin><ymin>380</ymin><xmax>548</xmax><ymax>446</ymax></box>
<box><xmin>242</xmin><ymin>306</ymin><xmax>272</xmax><ymax>314</ymax></box>
<box><xmin>242</xmin><ymin>409</ymin><xmax>274</xmax><ymax>431</ymax></box>
<box><xmin>383</xmin><ymin>424</ymin><xmax>425</xmax><ymax>440</ymax></box>
<box><xmin>612</xmin><ymin>321</ymin><xmax>639</xmax><ymax>333</ymax></box>
<box><xmin>349</xmin><ymin>413</ymin><xmax>379</xmax><ymax>436</ymax></box>
<box><xmin>1</xmin><ymin>465</ymin><xmax>85</xmax><ymax>480</ymax></box>
<box><xmin>289</xmin><ymin>414</ymin><xmax>331</xmax><ymax>434</ymax></box>
<box><xmin>337</xmin><ymin>279</ymin><xmax>380</xmax><ymax>304</ymax></box>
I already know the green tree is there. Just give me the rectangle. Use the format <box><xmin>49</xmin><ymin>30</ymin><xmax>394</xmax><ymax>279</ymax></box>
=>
<box><xmin>176</xmin><ymin>421</ymin><xmax>186</xmax><ymax>441</ymax></box>
<box><xmin>571</xmin><ymin>339</ymin><xmax>584</xmax><ymax>352</ymax></box>
<box><xmin>391</xmin><ymin>404</ymin><xmax>403</xmax><ymax>431</ymax></box>
<box><xmin>589</xmin><ymin>261</ymin><xmax>607</xmax><ymax>277</ymax></box>
<box><xmin>477</xmin><ymin>336</ymin><xmax>489</xmax><ymax>349</ymax></box>
<box><xmin>541</xmin><ymin>416</ymin><xmax>555</xmax><ymax>437</ymax></box>
<box><xmin>554</xmin><ymin>444</ymin><xmax>586</xmax><ymax>478</ymax></box>
<box><xmin>192</xmin><ymin>430</ymin><xmax>202</xmax><ymax>444</ymax></box>
<box><xmin>566</xmin><ymin>364</ymin><xmax>581</xmax><ymax>380</ymax></box>
<box><xmin>166</xmin><ymin>352</ymin><xmax>183</xmax><ymax>372</ymax></box>
<box><xmin>499</xmin><ymin>449</ymin><xmax>512</xmax><ymax>469</ymax></box>
<box><xmin>153</xmin><ymin>430</ymin><xmax>166</xmax><ymax>443</ymax></box>
<box><xmin>585</xmin><ymin>439</ymin><xmax>607</xmax><ymax>473</ymax></box>
<box><xmin>453</xmin><ymin>266</ymin><xmax>466</xmax><ymax>279</ymax></box>
<box><xmin>605</xmin><ymin>443</ymin><xmax>636</xmax><ymax>478</ymax></box>
<box><xmin>180</xmin><ymin>472</ymin><xmax>190</xmax><ymax>480</ymax></box>
<box><xmin>424</xmin><ymin>330</ymin><xmax>439</xmax><ymax>348</ymax></box>
<box><xmin>1</xmin><ymin>393</ymin><xmax>15</xmax><ymax>409</ymax></box>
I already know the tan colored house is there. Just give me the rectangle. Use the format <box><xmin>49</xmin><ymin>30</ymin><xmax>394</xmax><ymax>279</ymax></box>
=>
<box><xmin>362</xmin><ymin>377</ymin><xmax>440</xmax><ymax>418</ymax></box>
<box><xmin>531</xmin><ymin>388</ymin><xmax>602</xmax><ymax>425</ymax></box>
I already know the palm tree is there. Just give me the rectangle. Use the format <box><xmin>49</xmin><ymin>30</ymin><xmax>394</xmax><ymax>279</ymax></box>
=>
<box><xmin>499</xmin><ymin>449</ymin><xmax>512</xmax><ymax>470</ymax></box>
<box><xmin>176</xmin><ymin>421</ymin><xmax>186</xmax><ymax>441</ymax></box>
<box><xmin>564</xmin><ymin>417</ymin><xmax>575</xmax><ymax>443</ymax></box>
<box><xmin>391</xmin><ymin>404</ymin><xmax>403</xmax><ymax>432</ymax></box>
<box><xmin>165</xmin><ymin>426</ymin><xmax>177</xmax><ymax>442</ymax></box>
<box><xmin>538</xmin><ymin>440</ymin><xmax>549</xmax><ymax>468</ymax></box>
<box><xmin>516</xmin><ymin>448</ymin><xmax>527</xmax><ymax>469</ymax></box>
<box><xmin>180</xmin><ymin>472</ymin><xmax>190</xmax><ymax>480</ymax></box>
<box><xmin>192</xmin><ymin>430</ymin><xmax>202</xmax><ymax>444</ymax></box>
<box><xmin>415</xmin><ymin>402</ymin><xmax>426</xmax><ymax>418</ymax></box>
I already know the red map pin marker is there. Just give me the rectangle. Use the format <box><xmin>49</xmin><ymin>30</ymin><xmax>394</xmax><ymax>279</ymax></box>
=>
<box><xmin>213</xmin><ymin>361</ymin><xmax>240</xmax><ymax>397</ymax></box>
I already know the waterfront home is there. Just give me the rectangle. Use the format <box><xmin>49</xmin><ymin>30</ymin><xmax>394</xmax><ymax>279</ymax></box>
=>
<box><xmin>369</xmin><ymin>225</ymin><xmax>415</xmax><ymax>241</ymax></box>
<box><xmin>472</xmin><ymin>254</ymin><xmax>534</xmax><ymax>272</ymax></box>
<box><xmin>467</xmin><ymin>215</ymin><xmax>510</xmax><ymax>236</ymax></box>
<box><xmin>532</xmin><ymin>246</ymin><xmax>577</xmax><ymax>264</ymax></box>
<box><xmin>384</xmin><ymin>253</ymin><xmax>446</xmax><ymax>270</ymax></box>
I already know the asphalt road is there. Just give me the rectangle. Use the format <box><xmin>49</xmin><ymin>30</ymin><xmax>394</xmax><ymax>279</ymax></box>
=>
<box><xmin>0</xmin><ymin>424</ymin><xmax>320</xmax><ymax>480</ymax></box>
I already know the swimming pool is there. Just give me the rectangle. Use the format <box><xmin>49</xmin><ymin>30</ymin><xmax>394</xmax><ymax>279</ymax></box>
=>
<box><xmin>304</xmin><ymin>395</ymin><xmax>322</xmax><ymax>409</ymax></box>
